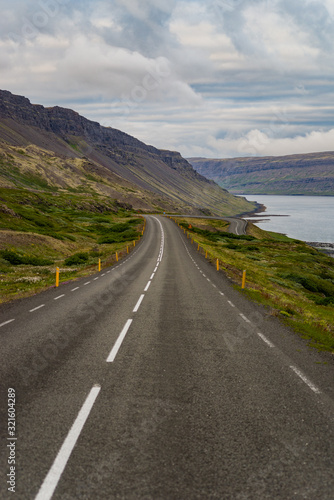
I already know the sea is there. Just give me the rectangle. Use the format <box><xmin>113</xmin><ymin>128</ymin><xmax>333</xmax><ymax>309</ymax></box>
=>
<box><xmin>242</xmin><ymin>195</ymin><xmax>334</xmax><ymax>244</ymax></box>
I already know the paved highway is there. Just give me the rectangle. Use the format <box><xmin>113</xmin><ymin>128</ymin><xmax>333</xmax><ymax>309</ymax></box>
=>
<box><xmin>167</xmin><ymin>214</ymin><xmax>248</xmax><ymax>235</ymax></box>
<box><xmin>1</xmin><ymin>216</ymin><xmax>334</xmax><ymax>499</ymax></box>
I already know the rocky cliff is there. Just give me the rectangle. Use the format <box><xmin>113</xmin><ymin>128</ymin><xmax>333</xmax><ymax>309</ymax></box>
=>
<box><xmin>189</xmin><ymin>153</ymin><xmax>334</xmax><ymax>196</ymax></box>
<box><xmin>0</xmin><ymin>90</ymin><xmax>256</xmax><ymax>216</ymax></box>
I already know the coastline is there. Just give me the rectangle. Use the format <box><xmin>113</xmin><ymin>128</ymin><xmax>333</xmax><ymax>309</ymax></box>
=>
<box><xmin>238</xmin><ymin>202</ymin><xmax>266</xmax><ymax>218</ymax></box>
<box><xmin>307</xmin><ymin>242</ymin><xmax>334</xmax><ymax>258</ymax></box>
<box><xmin>239</xmin><ymin>195</ymin><xmax>334</xmax><ymax>245</ymax></box>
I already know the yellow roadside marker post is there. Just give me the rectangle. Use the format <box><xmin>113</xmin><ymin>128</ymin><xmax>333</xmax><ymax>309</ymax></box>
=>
<box><xmin>98</xmin><ymin>259</ymin><xmax>101</xmax><ymax>272</ymax></box>
<box><xmin>127</xmin><ymin>246</ymin><xmax>129</xmax><ymax>254</ymax></box>
<box><xmin>242</xmin><ymin>270</ymin><xmax>247</xmax><ymax>289</ymax></box>
<box><xmin>56</xmin><ymin>267</ymin><xmax>59</xmax><ymax>287</ymax></box>
<box><xmin>216</xmin><ymin>259</ymin><xmax>219</xmax><ymax>271</ymax></box>
<box><xmin>205</xmin><ymin>250</ymin><xmax>208</xmax><ymax>259</ymax></box>
<box><xmin>116</xmin><ymin>252</ymin><xmax>119</xmax><ymax>262</ymax></box>
<box><xmin>133</xmin><ymin>240</ymin><xmax>136</xmax><ymax>247</ymax></box>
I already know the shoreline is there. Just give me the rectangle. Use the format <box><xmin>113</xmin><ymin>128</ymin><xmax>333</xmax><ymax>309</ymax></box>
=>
<box><xmin>242</xmin><ymin>198</ymin><xmax>334</xmax><ymax>246</ymax></box>
<box><xmin>307</xmin><ymin>241</ymin><xmax>334</xmax><ymax>258</ymax></box>
<box><xmin>238</xmin><ymin>202</ymin><xmax>266</xmax><ymax>218</ymax></box>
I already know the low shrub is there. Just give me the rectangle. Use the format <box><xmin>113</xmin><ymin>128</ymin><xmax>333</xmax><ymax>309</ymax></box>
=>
<box><xmin>313</xmin><ymin>297</ymin><xmax>334</xmax><ymax>306</ymax></box>
<box><xmin>98</xmin><ymin>229</ymin><xmax>137</xmax><ymax>244</ymax></box>
<box><xmin>1</xmin><ymin>250</ymin><xmax>53</xmax><ymax>266</ymax></box>
<box><xmin>110</xmin><ymin>223</ymin><xmax>132</xmax><ymax>232</ymax></box>
<box><xmin>282</xmin><ymin>273</ymin><xmax>334</xmax><ymax>297</ymax></box>
<box><xmin>64</xmin><ymin>252</ymin><xmax>89</xmax><ymax>266</ymax></box>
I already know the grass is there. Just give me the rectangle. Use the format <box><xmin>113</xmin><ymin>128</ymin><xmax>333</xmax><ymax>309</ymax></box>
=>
<box><xmin>0</xmin><ymin>187</ymin><xmax>145</xmax><ymax>303</ymax></box>
<box><xmin>176</xmin><ymin>217</ymin><xmax>334</xmax><ymax>353</ymax></box>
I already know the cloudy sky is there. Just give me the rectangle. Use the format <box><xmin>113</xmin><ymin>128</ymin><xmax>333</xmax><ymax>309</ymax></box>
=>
<box><xmin>1</xmin><ymin>0</ymin><xmax>334</xmax><ymax>158</ymax></box>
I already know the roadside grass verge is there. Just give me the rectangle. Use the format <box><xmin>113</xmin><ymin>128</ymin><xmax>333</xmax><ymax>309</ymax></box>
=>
<box><xmin>0</xmin><ymin>187</ymin><xmax>144</xmax><ymax>303</ymax></box>
<box><xmin>177</xmin><ymin>217</ymin><xmax>334</xmax><ymax>353</ymax></box>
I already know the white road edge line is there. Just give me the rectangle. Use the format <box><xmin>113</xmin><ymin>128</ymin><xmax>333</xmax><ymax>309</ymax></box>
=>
<box><xmin>144</xmin><ymin>281</ymin><xmax>151</xmax><ymax>292</ymax></box>
<box><xmin>54</xmin><ymin>295</ymin><xmax>65</xmax><ymax>301</ymax></box>
<box><xmin>29</xmin><ymin>304</ymin><xmax>45</xmax><ymax>313</ymax></box>
<box><xmin>290</xmin><ymin>365</ymin><xmax>321</xmax><ymax>394</ymax></box>
<box><xmin>150</xmin><ymin>273</ymin><xmax>155</xmax><ymax>280</ymax></box>
<box><xmin>71</xmin><ymin>287</ymin><xmax>79</xmax><ymax>292</ymax></box>
<box><xmin>257</xmin><ymin>332</ymin><xmax>275</xmax><ymax>348</ymax></box>
<box><xmin>84</xmin><ymin>282</ymin><xmax>90</xmax><ymax>286</ymax></box>
<box><xmin>107</xmin><ymin>319</ymin><xmax>133</xmax><ymax>363</ymax></box>
<box><xmin>240</xmin><ymin>313</ymin><xmax>251</xmax><ymax>324</ymax></box>
<box><xmin>0</xmin><ymin>319</ymin><xmax>15</xmax><ymax>328</ymax></box>
<box><xmin>133</xmin><ymin>294</ymin><xmax>145</xmax><ymax>313</ymax></box>
<box><xmin>228</xmin><ymin>301</ymin><xmax>235</xmax><ymax>308</ymax></box>
<box><xmin>35</xmin><ymin>385</ymin><xmax>101</xmax><ymax>500</ymax></box>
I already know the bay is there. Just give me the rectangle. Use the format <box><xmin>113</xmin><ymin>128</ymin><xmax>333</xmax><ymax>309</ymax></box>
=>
<box><xmin>242</xmin><ymin>195</ymin><xmax>334</xmax><ymax>243</ymax></box>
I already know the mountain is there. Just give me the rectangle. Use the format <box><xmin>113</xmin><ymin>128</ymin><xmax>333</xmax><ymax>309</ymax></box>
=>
<box><xmin>189</xmin><ymin>153</ymin><xmax>334</xmax><ymax>196</ymax></box>
<box><xmin>0</xmin><ymin>90</ymin><xmax>256</xmax><ymax>216</ymax></box>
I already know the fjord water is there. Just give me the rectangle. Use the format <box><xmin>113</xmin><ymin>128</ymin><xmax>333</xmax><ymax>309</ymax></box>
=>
<box><xmin>243</xmin><ymin>195</ymin><xmax>334</xmax><ymax>243</ymax></box>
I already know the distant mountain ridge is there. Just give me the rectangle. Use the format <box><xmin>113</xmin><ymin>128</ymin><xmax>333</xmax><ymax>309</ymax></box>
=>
<box><xmin>0</xmin><ymin>89</ymin><xmax>256</xmax><ymax>216</ymax></box>
<box><xmin>189</xmin><ymin>153</ymin><xmax>334</xmax><ymax>196</ymax></box>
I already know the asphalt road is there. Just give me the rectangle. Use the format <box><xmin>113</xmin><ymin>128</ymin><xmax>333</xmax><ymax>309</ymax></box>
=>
<box><xmin>167</xmin><ymin>214</ymin><xmax>248</xmax><ymax>235</ymax></box>
<box><xmin>1</xmin><ymin>215</ymin><xmax>334</xmax><ymax>499</ymax></box>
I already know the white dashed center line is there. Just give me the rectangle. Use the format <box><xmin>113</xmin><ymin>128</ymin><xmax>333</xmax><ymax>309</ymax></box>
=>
<box><xmin>71</xmin><ymin>287</ymin><xmax>79</xmax><ymax>292</ymax></box>
<box><xmin>107</xmin><ymin>319</ymin><xmax>133</xmax><ymax>363</ymax></box>
<box><xmin>144</xmin><ymin>281</ymin><xmax>151</xmax><ymax>292</ymax></box>
<box><xmin>35</xmin><ymin>385</ymin><xmax>101</xmax><ymax>500</ymax></box>
<box><xmin>133</xmin><ymin>294</ymin><xmax>145</xmax><ymax>313</ymax></box>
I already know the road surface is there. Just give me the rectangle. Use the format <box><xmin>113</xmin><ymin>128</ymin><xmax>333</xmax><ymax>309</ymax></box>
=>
<box><xmin>166</xmin><ymin>214</ymin><xmax>248</xmax><ymax>235</ymax></box>
<box><xmin>1</xmin><ymin>215</ymin><xmax>334</xmax><ymax>499</ymax></box>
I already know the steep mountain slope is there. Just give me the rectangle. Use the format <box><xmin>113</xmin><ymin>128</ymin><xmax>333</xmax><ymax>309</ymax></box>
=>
<box><xmin>0</xmin><ymin>90</ymin><xmax>256</xmax><ymax>216</ymax></box>
<box><xmin>189</xmin><ymin>154</ymin><xmax>334</xmax><ymax>196</ymax></box>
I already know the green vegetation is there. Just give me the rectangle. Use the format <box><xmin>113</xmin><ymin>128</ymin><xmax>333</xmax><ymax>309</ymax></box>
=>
<box><xmin>0</xmin><ymin>187</ymin><xmax>144</xmax><ymax>303</ymax></box>
<box><xmin>64</xmin><ymin>252</ymin><xmax>89</xmax><ymax>266</ymax></box>
<box><xmin>0</xmin><ymin>249</ymin><xmax>53</xmax><ymax>266</ymax></box>
<box><xmin>178</xmin><ymin>217</ymin><xmax>334</xmax><ymax>352</ymax></box>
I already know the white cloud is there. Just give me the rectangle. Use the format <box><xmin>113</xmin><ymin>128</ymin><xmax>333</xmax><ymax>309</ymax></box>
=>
<box><xmin>0</xmin><ymin>0</ymin><xmax>334</xmax><ymax>159</ymax></box>
<box><xmin>204</xmin><ymin>128</ymin><xmax>334</xmax><ymax>158</ymax></box>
